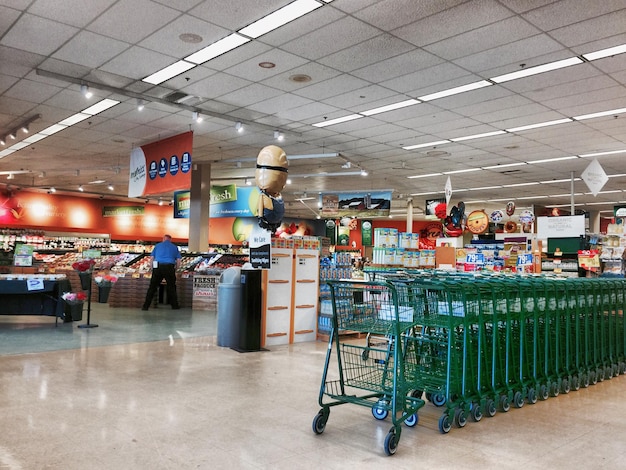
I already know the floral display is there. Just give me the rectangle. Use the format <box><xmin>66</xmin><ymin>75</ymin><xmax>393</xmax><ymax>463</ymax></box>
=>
<box><xmin>94</xmin><ymin>274</ymin><xmax>118</xmax><ymax>287</ymax></box>
<box><xmin>71</xmin><ymin>259</ymin><xmax>96</xmax><ymax>272</ymax></box>
<box><xmin>62</xmin><ymin>291</ymin><xmax>87</xmax><ymax>304</ymax></box>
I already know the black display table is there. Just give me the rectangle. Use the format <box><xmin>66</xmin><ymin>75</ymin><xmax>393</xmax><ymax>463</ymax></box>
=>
<box><xmin>0</xmin><ymin>279</ymin><xmax>70</xmax><ymax>319</ymax></box>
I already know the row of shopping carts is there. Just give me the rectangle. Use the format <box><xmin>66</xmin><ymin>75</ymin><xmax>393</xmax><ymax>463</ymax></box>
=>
<box><xmin>312</xmin><ymin>274</ymin><xmax>626</xmax><ymax>455</ymax></box>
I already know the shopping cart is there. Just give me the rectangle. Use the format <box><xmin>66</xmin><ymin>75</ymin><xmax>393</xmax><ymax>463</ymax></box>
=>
<box><xmin>312</xmin><ymin>279</ymin><xmax>425</xmax><ymax>456</ymax></box>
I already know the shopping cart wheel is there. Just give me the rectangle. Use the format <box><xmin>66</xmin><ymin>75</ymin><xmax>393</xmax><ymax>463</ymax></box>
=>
<box><xmin>513</xmin><ymin>391</ymin><xmax>524</xmax><ymax>408</ymax></box>
<box><xmin>454</xmin><ymin>408</ymin><xmax>467</xmax><ymax>428</ymax></box>
<box><xmin>500</xmin><ymin>395</ymin><xmax>510</xmax><ymax>412</ymax></box>
<box><xmin>612</xmin><ymin>364</ymin><xmax>619</xmax><ymax>377</ymax></box>
<box><xmin>571</xmin><ymin>376</ymin><xmax>580</xmax><ymax>391</ymax></box>
<box><xmin>410</xmin><ymin>389</ymin><xmax>423</xmax><ymax>399</ymax></box>
<box><xmin>590</xmin><ymin>371</ymin><xmax>597</xmax><ymax>385</ymax></box>
<box><xmin>384</xmin><ymin>428</ymin><xmax>399</xmax><ymax>456</ymax></box>
<box><xmin>581</xmin><ymin>373</ymin><xmax>590</xmax><ymax>388</ymax></box>
<box><xmin>372</xmin><ymin>401</ymin><xmax>389</xmax><ymax>420</ymax></box>
<box><xmin>539</xmin><ymin>385</ymin><xmax>549</xmax><ymax>400</ymax></box>
<box><xmin>312</xmin><ymin>410</ymin><xmax>328</xmax><ymax>435</ymax></box>
<box><xmin>527</xmin><ymin>388</ymin><xmax>538</xmax><ymax>405</ymax></box>
<box><xmin>403</xmin><ymin>413</ymin><xmax>418</xmax><ymax>427</ymax></box>
<box><xmin>438</xmin><ymin>414</ymin><xmax>452</xmax><ymax>434</ymax></box>
<box><xmin>550</xmin><ymin>382</ymin><xmax>560</xmax><ymax>397</ymax></box>
<box><xmin>361</xmin><ymin>350</ymin><xmax>369</xmax><ymax>361</ymax></box>
<box><xmin>619</xmin><ymin>362</ymin><xmax>626</xmax><ymax>375</ymax></box>
<box><xmin>485</xmin><ymin>399</ymin><xmax>497</xmax><ymax>417</ymax></box>
<box><xmin>431</xmin><ymin>393</ymin><xmax>446</xmax><ymax>407</ymax></box>
<box><xmin>561</xmin><ymin>378</ymin><xmax>570</xmax><ymax>394</ymax></box>
<box><xmin>604</xmin><ymin>366</ymin><xmax>612</xmax><ymax>380</ymax></box>
<box><xmin>596</xmin><ymin>368</ymin><xmax>604</xmax><ymax>382</ymax></box>
<box><xmin>470</xmin><ymin>404</ymin><xmax>482</xmax><ymax>422</ymax></box>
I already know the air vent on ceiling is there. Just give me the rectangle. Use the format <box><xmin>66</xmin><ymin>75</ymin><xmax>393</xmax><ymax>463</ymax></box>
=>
<box><xmin>164</xmin><ymin>91</ymin><xmax>196</xmax><ymax>104</ymax></box>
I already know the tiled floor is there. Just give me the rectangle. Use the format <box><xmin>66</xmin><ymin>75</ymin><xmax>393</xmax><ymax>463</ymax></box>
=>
<box><xmin>0</xmin><ymin>304</ymin><xmax>624</xmax><ymax>469</ymax></box>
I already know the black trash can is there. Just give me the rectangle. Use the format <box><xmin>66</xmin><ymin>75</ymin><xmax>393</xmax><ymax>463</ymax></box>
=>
<box><xmin>237</xmin><ymin>269</ymin><xmax>262</xmax><ymax>352</ymax></box>
<box><xmin>216</xmin><ymin>267</ymin><xmax>242</xmax><ymax>347</ymax></box>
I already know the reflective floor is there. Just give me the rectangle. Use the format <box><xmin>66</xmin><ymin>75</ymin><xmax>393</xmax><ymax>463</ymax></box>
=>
<box><xmin>0</xmin><ymin>305</ymin><xmax>625</xmax><ymax>469</ymax></box>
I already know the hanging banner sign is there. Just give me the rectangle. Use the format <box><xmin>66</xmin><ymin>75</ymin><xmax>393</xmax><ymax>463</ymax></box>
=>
<box><xmin>320</xmin><ymin>191</ymin><xmax>392</xmax><ymax>217</ymax></box>
<box><xmin>581</xmin><ymin>158</ymin><xmax>608</xmax><ymax>196</ymax></box>
<box><xmin>209</xmin><ymin>185</ymin><xmax>259</xmax><ymax>218</ymax></box>
<box><xmin>173</xmin><ymin>191</ymin><xmax>190</xmax><ymax>219</ymax></box>
<box><xmin>361</xmin><ymin>220</ymin><xmax>373</xmax><ymax>246</ymax></box>
<box><xmin>128</xmin><ymin>131</ymin><xmax>193</xmax><ymax>197</ymax></box>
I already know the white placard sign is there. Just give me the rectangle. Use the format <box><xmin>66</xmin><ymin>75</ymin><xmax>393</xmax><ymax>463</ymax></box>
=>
<box><xmin>26</xmin><ymin>278</ymin><xmax>44</xmax><ymax>291</ymax></box>
<box><xmin>581</xmin><ymin>158</ymin><xmax>608</xmax><ymax>196</ymax></box>
<box><xmin>536</xmin><ymin>215</ymin><xmax>585</xmax><ymax>239</ymax></box>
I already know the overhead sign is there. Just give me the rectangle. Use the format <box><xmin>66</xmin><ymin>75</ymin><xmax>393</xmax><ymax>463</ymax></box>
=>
<box><xmin>173</xmin><ymin>191</ymin><xmax>190</xmax><ymax>219</ymax></box>
<box><xmin>536</xmin><ymin>215</ymin><xmax>585</xmax><ymax>239</ymax></box>
<box><xmin>581</xmin><ymin>158</ymin><xmax>608</xmax><ymax>196</ymax></box>
<box><xmin>209</xmin><ymin>185</ymin><xmax>259</xmax><ymax>218</ymax></box>
<box><xmin>128</xmin><ymin>131</ymin><xmax>193</xmax><ymax>197</ymax></box>
<box><xmin>102</xmin><ymin>206</ymin><xmax>144</xmax><ymax>217</ymax></box>
<box><xmin>320</xmin><ymin>191</ymin><xmax>392</xmax><ymax>217</ymax></box>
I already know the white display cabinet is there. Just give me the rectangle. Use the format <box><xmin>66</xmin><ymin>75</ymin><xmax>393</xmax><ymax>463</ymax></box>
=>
<box><xmin>262</xmin><ymin>248</ymin><xmax>319</xmax><ymax>346</ymax></box>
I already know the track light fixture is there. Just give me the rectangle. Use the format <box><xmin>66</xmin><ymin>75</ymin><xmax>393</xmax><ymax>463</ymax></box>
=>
<box><xmin>245</xmin><ymin>178</ymin><xmax>252</xmax><ymax>186</ymax></box>
<box><xmin>78</xmin><ymin>185</ymin><xmax>84</xmax><ymax>192</ymax></box>
<box><xmin>137</xmin><ymin>99</ymin><xmax>144</xmax><ymax>111</ymax></box>
<box><xmin>8</xmin><ymin>132</ymin><xmax>16</xmax><ymax>140</ymax></box>
<box><xmin>80</xmin><ymin>84</ymin><xmax>92</xmax><ymax>98</ymax></box>
<box><xmin>1</xmin><ymin>114</ymin><xmax>41</xmax><ymax>147</ymax></box>
<box><xmin>0</xmin><ymin>137</ymin><xmax>5</xmax><ymax>146</ymax></box>
<box><xmin>274</xmin><ymin>130</ymin><xmax>284</xmax><ymax>141</ymax></box>
<box><xmin>6</xmin><ymin>173</ymin><xmax>14</xmax><ymax>180</ymax></box>
<box><xmin>236</xmin><ymin>121</ymin><xmax>243</xmax><ymax>133</ymax></box>
<box><xmin>360</xmin><ymin>169</ymin><xmax>368</xmax><ymax>176</ymax></box>
<box><xmin>108</xmin><ymin>184</ymin><xmax>114</xmax><ymax>191</ymax></box>
<box><xmin>192</xmin><ymin>111</ymin><xmax>203</xmax><ymax>123</ymax></box>
<box><xmin>21</xmin><ymin>125</ymin><xmax>28</xmax><ymax>134</ymax></box>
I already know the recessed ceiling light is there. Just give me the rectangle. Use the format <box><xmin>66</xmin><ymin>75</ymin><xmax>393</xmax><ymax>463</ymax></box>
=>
<box><xmin>289</xmin><ymin>74</ymin><xmax>311</xmax><ymax>82</ymax></box>
<box><xmin>179</xmin><ymin>33</ymin><xmax>203</xmax><ymax>44</ymax></box>
<box><xmin>259</xmin><ymin>62</ymin><xmax>276</xmax><ymax>69</ymax></box>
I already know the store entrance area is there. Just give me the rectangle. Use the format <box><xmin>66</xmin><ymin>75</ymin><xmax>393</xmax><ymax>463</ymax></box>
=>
<box><xmin>0</xmin><ymin>309</ymin><xmax>624</xmax><ymax>468</ymax></box>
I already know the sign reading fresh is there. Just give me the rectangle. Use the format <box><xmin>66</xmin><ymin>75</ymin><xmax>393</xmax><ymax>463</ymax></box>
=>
<box><xmin>209</xmin><ymin>185</ymin><xmax>259</xmax><ymax>218</ymax></box>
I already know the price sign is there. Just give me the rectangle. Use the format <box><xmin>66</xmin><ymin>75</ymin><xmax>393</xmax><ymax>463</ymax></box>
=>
<box><xmin>465</xmin><ymin>252</ymin><xmax>485</xmax><ymax>265</ymax></box>
<box><xmin>517</xmin><ymin>253</ymin><xmax>533</xmax><ymax>266</ymax></box>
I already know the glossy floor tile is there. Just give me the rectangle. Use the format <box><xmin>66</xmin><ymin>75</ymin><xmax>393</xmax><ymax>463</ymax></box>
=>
<box><xmin>0</xmin><ymin>307</ymin><xmax>624</xmax><ymax>469</ymax></box>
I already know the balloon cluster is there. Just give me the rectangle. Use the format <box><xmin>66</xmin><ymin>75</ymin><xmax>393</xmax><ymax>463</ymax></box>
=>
<box><xmin>441</xmin><ymin>202</ymin><xmax>466</xmax><ymax>237</ymax></box>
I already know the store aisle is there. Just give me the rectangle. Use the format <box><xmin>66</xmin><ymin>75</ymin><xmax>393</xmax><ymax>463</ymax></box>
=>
<box><xmin>0</xmin><ymin>318</ymin><xmax>624</xmax><ymax>469</ymax></box>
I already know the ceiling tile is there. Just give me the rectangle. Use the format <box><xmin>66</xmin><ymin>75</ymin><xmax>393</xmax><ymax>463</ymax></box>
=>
<box><xmin>53</xmin><ymin>31</ymin><xmax>130</xmax><ymax>69</ymax></box>
<box><xmin>1</xmin><ymin>13</ymin><xmax>78</xmax><ymax>55</ymax></box>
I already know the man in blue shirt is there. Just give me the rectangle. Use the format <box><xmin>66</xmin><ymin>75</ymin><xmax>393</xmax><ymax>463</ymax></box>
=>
<box><xmin>142</xmin><ymin>234</ymin><xmax>182</xmax><ymax>310</ymax></box>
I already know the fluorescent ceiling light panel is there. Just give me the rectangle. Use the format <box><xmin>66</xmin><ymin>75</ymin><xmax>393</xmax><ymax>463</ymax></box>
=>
<box><xmin>418</xmin><ymin>80</ymin><xmax>492</xmax><ymax>101</ymax></box>
<box><xmin>82</xmin><ymin>99</ymin><xmax>120</xmax><ymax>115</ymax></box>
<box><xmin>527</xmin><ymin>156</ymin><xmax>578</xmax><ymax>164</ymax></box>
<box><xmin>583</xmin><ymin>43</ymin><xmax>626</xmax><ymax>61</ymax></box>
<box><xmin>142</xmin><ymin>60</ymin><xmax>196</xmax><ymax>85</ymax></box>
<box><xmin>490</xmin><ymin>57</ymin><xmax>583</xmax><ymax>83</ymax></box>
<box><xmin>609</xmin><ymin>173</ymin><xmax>626</xmax><ymax>178</ymax></box>
<box><xmin>238</xmin><ymin>0</ymin><xmax>322</xmax><ymax>38</ymax></box>
<box><xmin>540</xmin><ymin>178</ymin><xmax>581</xmax><ymax>183</ymax></box>
<box><xmin>579</xmin><ymin>149</ymin><xmax>626</xmax><ymax>158</ymax></box>
<box><xmin>312</xmin><ymin>114</ymin><xmax>363</xmax><ymax>127</ymax></box>
<box><xmin>9</xmin><ymin>142</ymin><xmax>29</xmax><ymax>151</ymax></box>
<box><xmin>40</xmin><ymin>124</ymin><xmax>68</xmax><ymax>135</ymax></box>
<box><xmin>410</xmin><ymin>191</ymin><xmax>440</xmax><ymax>196</ymax></box>
<box><xmin>58</xmin><ymin>113</ymin><xmax>90</xmax><ymax>126</ymax></box>
<box><xmin>482</xmin><ymin>162</ymin><xmax>527</xmax><ymax>170</ymax></box>
<box><xmin>589</xmin><ymin>190</ymin><xmax>622</xmax><ymax>194</ymax></box>
<box><xmin>443</xmin><ymin>168</ymin><xmax>482</xmax><ymax>175</ymax></box>
<box><xmin>22</xmin><ymin>133</ymin><xmax>48</xmax><ymax>144</ymax></box>
<box><xmin>550</xmin><ymin>193</ymin><xmax>584</xmax><ymax>197</ymax></box>
<box><xmin>403</xmin><ymin>140</ymin><xmax>450</xmax><ymax>150</ymax></box>
<box><xmin>185</xmin><ymin>33</ymin><xmax>250</xmax><ymax>64</ymax></box>
<box><xmin>506</xmin><ymin>118</ymin><xmax>572</xmax><ymax>133</ymax></box>
<box><xmin>518</xmin><ymin>195</ymin><xmax>548</xmax><ymax>199</ymax></box>
<box><xmin>450</xmin><ymin>130</ymin><xmax>506</xmax><ymax>142</ymax></box>
<box><xmin>468</xmin><ymin>186</ymin><xmax>502</xmax><ymax>190</ymax></box>
<box><xmin>464</xmin><ymin>200</ymin><xmax>486</xmax><ymax>204</ymax></box>
<box><xmin>407</xmin><ymin>172</ymin><xmax>443</xmax><ymax>179</ymax></box>
<box><xmin>360</xmin><ymin>99</ymin><xmax>420</xmax><ymax>116</ymax></box>
<box><xmin>502</xmin><ymin>182</ymin><xmax>540</xmax><ymax>187</ymax></box>
<box><xmin>0</xmin><ymin>149</ymin><xmax>16</xmax><ymax>158</ymax></box>
<box><xmin>586</xmin><ymin>201</ymin><xmax>616</xmax><ymax>206</ymax></box>
<box><xmin>573</xmin><ymin>107</ymin><xmax>626</xmax><ymax>120</ymax></box>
